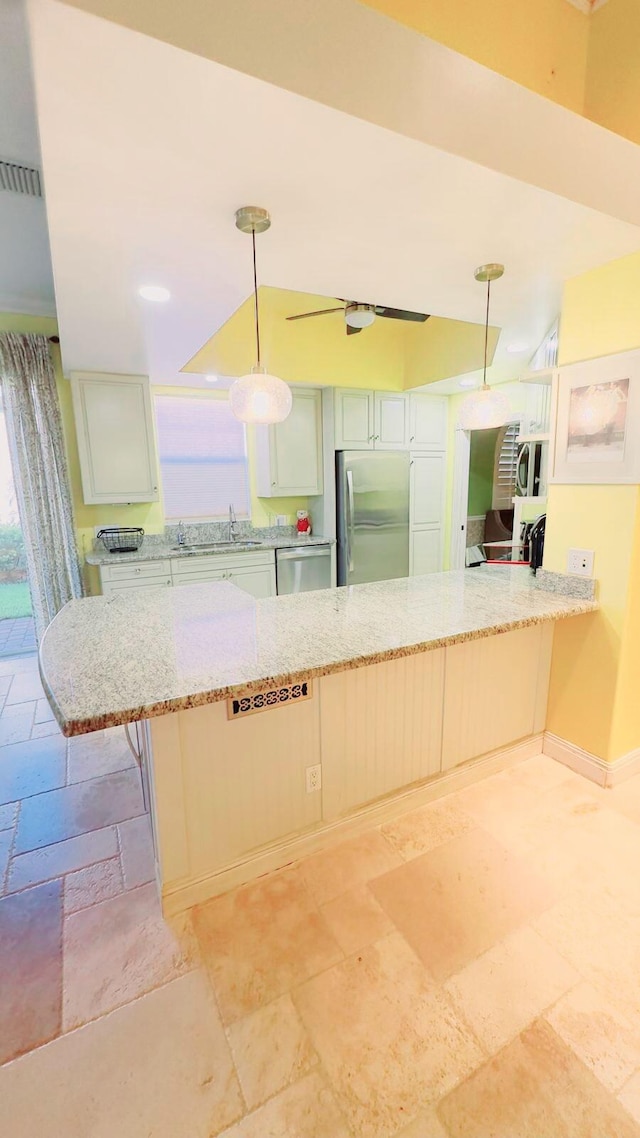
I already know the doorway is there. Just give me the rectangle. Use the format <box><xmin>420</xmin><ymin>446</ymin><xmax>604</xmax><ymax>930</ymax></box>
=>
<box><xmin>0</xmin><ymin>394</ymin><xmax>35</xmax><ymax>657</ymax></box>
<box><xmin>450</xmin><ymin>420</ymin><xmax>520</xmax><ymax>569</ymax></box>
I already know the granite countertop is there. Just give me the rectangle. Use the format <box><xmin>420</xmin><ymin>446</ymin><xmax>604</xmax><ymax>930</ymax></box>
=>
<box><xmin>40</xmin><ymin>566</ymin><xmax>598</xmax><ymax>737</ymax></box>
<box><xmin>86</xmin><ymin>533</ymin><xmax>333</xmax><ymax>566</ymax></box>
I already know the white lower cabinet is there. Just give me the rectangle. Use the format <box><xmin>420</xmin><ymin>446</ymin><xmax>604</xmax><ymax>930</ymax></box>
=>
<box><xmin>100</xmin><ymin>561</ymin><xmax>172</xmax><ymax>594</ymax></box>
<box><xmin>410</xmin><ymin>529</ymin><xmax>442</xmax><ymax>575</ymax></box>
<box><xmin>99</xmin><ymin>551</ymin><xmax>276</xmax><ymax>600</ymax></box>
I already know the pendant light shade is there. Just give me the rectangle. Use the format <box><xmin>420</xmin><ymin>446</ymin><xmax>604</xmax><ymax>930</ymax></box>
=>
<box><xmin>229</xmin><ymin>365</ymin><xmax>292</xmax><ymax>425</ymax></box>
<box><xmin>458</xmin><ymin>385</ymin><xmax>512</xmax><ymax>430</ymax></box>
<box><xmin>229</xmin><ymin>206</ymin><xmax>292</xmax><ymax>425</ymax></box>
<box><xmin>459</xmin><ymin>263</ymin><xmax>509</xmax><ymax>431</ymax></box>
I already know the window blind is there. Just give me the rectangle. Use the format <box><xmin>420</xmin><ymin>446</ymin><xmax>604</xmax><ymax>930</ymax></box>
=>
<box><xmin>155</xmin><ymin>395</ymin><xmax>250</xmax><ymax>520</ymax></box>
<box><xmin>492</xmin><ymin>422</ymin><xmax>519</xmax><ymax>510</ymax></box>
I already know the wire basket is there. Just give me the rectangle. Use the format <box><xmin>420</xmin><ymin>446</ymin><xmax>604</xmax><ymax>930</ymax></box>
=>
<box><xmin>96</xmin><ymin>527</ymin><xmax>145</xmax><ymax>554</ymax></box>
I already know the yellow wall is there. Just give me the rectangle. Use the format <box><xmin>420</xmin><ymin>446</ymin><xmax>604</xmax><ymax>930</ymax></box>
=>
<box><xmin>585</xmin><ymin>0</ymin><xmax>640</xmax><ymax>146</ymax></box>
<box><xmin>558</xmin><ymin>251</ymin><xmax>640</xmax><ymax>368</ymax></box>
<box><xmin>360</xmin><ymin>0</ymin><xmax>590</xmax><ymax>113</ymax></box>
<box><xmin>544</xmin><ymin>248</ymin><xmax>640</xmax><ymax>762</ymax></box>
<box><xmin>185</xmin><ymin>286</ymin><xmax>497</xmax><ymax>392</ymax></box>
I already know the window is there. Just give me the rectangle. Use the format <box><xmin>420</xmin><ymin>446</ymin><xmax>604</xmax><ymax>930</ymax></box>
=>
<box><xmin>154</xmin><ymin>394</ymin><xmax>250</xmax><ymax>520</ymax></box>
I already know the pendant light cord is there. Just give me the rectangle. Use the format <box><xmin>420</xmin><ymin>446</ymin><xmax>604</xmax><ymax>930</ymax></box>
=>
<box><xmin>480</xmin><ymin>279</ymin><xmax>489</xmax><ymax>391</ymax></box>
<box><xmin>252</xmin><ymin>228</ymin><xmax>261</xmax><ymax>367</ymax></box>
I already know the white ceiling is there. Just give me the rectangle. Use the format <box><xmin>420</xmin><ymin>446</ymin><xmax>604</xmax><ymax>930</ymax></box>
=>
<box><xmin>0</xmin><ymin>0</ymin><xmax>54</xmax><ymax>315</ymax></box>
<box><xmin>27</xmin><ymin>0</ymin><xmax>640</xmax><ymax>386</ymax></box>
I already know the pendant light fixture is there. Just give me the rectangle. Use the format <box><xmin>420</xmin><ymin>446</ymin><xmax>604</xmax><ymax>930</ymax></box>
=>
<box><xmin>458</xmin><ymin>263</ymin><xmax>510</xmax><ymax>431</ymax></box>
<box><xmin>228</xmin><ymin>206</ymin><xmax>292</xmax><ymax>425</ymax></box>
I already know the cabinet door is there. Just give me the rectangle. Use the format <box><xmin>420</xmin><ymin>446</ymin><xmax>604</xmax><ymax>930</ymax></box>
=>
<box><xmin>227</xmin><ymin>563</ymin><xmax>276</xmax><ymax>598</ymax></box>
<box><xmin>102</xmin><ymin>578</ymin><xmax>172</xmax><ymax>594</ymax></box>
<box><xmin>334</xmin><ymin>389</ymin><xmax>374</xmax><ymax>450</ymax></box>
<box><xmin>409</xmin><ymin>395</ymin><xmax>448</xmax><ymax>450</ymax></box>
<box><xmin>374</xmin><ymin>393</ymin><xmax>408</xmax><ymax>449</ymax></box>
<box><xmin>410</xmin><ymin>452</ymin><xmax>445</xmax><ymax>527</ymax></box>
<box><xmin>70</xmin><ymin>372</ymin><xmax>159</xmax><ymax>504</ymax></box>
<box><xmin>257</xmin><ymin>389</ymin><xmax>323</xmax><ymax>496</ymax></box>
<box><xmin>410</xmin><ymin>529</ymin><xmax>442</xmax><ymax>575</ymax></box>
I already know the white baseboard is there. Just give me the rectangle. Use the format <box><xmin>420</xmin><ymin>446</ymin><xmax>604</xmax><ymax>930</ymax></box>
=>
<box><xmin>162</xmin><ymin>733</ymin><xmax>543</xmax><ymax>915</ymax></box>
<box><xmin>543</xmin><ymin>731</ymin><xmax>640</xmax><ymax>788</ymax></box>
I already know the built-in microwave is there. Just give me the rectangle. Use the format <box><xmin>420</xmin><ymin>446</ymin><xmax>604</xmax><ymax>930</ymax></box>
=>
<box><xmin>516</xmin><ymin>440</ymin><xmax>548</xmax><ymax>498</ymax></box>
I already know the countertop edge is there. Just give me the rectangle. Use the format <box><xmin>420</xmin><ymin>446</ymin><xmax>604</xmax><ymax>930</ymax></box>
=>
<box><xmin>85</xmin><ymin>535</ymin><xmax>334</xmax><ymax>566</ymax></box>
<box><xmin>45</xmin><ymin>599</ymin><xmax>598</xmax><ymax>737</ymax></box>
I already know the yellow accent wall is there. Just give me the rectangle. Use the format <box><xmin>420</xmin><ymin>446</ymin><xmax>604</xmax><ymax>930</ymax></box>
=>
<box><xmin>184</xmin><ymin>286</ymin><xmax>497</xmax><ymax>391</ymax></box>
<box><xmin>359</xmin><ymin>0</ymin><xmax>590</xmax><ymax>113</ymax></box>
<box><xmin>585</xmin><ymin>0</ymin><xmax>640</xmax><ymax>147</ymax></box>
<box><xmin>544</xmin><ymin>248</ymin><xmax>640</xmax><ymax>763</ymax></box>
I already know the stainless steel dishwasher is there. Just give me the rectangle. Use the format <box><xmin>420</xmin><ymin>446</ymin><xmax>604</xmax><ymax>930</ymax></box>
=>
<box><xmin>276</xmin><ymin>545</ymin><xmax>332</xmax><ymax>594</ymax></box>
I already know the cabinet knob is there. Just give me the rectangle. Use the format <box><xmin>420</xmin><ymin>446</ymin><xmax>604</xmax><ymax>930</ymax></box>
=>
<box><xmin>410</xmin><ymin>435</ymin><xmax>415</xmax><ymax>441</ymax></box>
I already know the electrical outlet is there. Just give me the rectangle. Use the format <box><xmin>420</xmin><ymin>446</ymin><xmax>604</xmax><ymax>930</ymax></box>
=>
<box><xmin>276</xmin><ymin>514</ymin><xmax>288</xmax><ymax>526</ymax></box>
<box><xmin>305</xmin><ymin>764</ymin><xmax>322</xmax><ymax>793</ymax></box>
<box><xmin>566</xmin><ymin>548</ymin><xmax>595</xmax><ymax>577</ymax></box>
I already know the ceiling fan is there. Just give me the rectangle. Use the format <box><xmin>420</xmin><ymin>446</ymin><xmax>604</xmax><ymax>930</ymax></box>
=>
<box><xmin>286</xmin><ymin>299</ymin><xmax>429</xmax><ymax>336</ymax></box>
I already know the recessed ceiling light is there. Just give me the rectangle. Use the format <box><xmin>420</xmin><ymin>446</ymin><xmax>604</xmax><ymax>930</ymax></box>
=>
<box><xmin>205</xmin><ymin>375</ymin><xmax>218</xmax><ymax>383</ymax></box>
<box><xmin>458</xmin><ymin>377</ymin><xmax>478</xmax><ymax>388</ymax></box>
<box><xmin>138</xmin><ymin>285</ymin><xmax>170</xmax><ymax>302</ymax></box>
<box><xmin>506</xmin><ymin>341</ymin><xmax>529</xmax><ymax>354</ymax></box>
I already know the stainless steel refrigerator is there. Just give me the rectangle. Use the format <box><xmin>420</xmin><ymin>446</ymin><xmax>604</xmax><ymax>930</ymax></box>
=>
<box><xmin>336</xmin><ymin>451</ymin><xmax>410</xmax><ymax>586</ymax></box>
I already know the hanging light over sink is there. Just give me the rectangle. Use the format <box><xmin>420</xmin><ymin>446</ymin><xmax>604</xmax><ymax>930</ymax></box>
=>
<box><xmin>229</xmin><ymin>206</ymin><xmax>292</xmax><ymax>425</ymax></box>
<box><xmin>459</xmin><ymin>263</ymin><xmax>510</xmax><ymax>431</ymax></box>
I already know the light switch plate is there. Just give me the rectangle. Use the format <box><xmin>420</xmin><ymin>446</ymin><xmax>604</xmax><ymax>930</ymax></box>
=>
<box><xmin>567</xmin><ymin>548</ymin><xmax>595</xmax><ymax>577</ymax></box>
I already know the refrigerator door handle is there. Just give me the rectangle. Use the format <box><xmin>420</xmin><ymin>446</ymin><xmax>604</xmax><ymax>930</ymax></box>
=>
<box><xmin>346</xmin><ymin>469</ymin><xmax>355</xmax><ymax>574</ymax></box>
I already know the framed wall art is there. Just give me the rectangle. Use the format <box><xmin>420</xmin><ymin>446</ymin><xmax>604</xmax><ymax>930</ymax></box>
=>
<box><xmin>551</xmin><ymin>349</ymin><xmax>640</xmax><ymax>484</ymax></box>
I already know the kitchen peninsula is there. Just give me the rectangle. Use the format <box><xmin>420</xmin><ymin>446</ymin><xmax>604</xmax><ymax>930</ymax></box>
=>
<box><xmin>40</xmin><ymin>568</ymin><xmax>597</xmax><ymax>913</ymax></box>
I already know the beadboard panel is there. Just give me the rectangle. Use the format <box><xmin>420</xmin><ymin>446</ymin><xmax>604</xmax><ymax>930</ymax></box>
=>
<box><xmin>319</xmin><ymin>651</ymin><xmax>445</xmax><ymax>820</ymax></box>
<box><xmin>442</xmin><ymin>624</ymin><xmax>550</xmax><ymax>771</ymax></box>
<box><xmin>151</xmin><ymin>696</ymin><xmax>321</xmax><ymax>887</ymax></box>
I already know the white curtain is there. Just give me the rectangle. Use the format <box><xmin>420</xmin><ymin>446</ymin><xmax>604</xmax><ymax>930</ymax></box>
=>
<box><xmin>0</xmin><ymin>332</ymin><xmax>82</xmax><ymax>638</ymax></box>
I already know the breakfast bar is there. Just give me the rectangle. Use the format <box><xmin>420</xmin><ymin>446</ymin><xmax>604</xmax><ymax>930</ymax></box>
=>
<box><xmin>40</xmin><ymin>567</ymin><xmax>597</xmax><ymax>912</ymax></box>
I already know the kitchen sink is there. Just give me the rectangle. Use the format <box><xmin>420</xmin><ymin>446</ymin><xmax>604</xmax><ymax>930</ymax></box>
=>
<box><xmin>171</xmin><ymin>541</ymin><xmax>263</xmax><ymax>552</ymax></box>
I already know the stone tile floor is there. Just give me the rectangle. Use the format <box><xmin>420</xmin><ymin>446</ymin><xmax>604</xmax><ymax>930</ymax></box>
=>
<box><xmin>1</xmin><ymin>652</ymin><xmax>640</xmax><ymax>1136</ymax></box>
<box><xmin>0</xmin><ymin>616</ymin><xmax>36</xmax><ymax>659</ymax></box>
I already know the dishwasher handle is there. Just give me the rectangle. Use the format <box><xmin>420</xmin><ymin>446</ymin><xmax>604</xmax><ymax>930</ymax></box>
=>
<box><xmin>276</xmin><ymin>545</ymin><xmax>330</xmax><ymax>561</ymax></box>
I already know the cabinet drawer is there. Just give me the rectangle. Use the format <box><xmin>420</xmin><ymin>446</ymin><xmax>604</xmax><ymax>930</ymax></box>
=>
<box><xmin>172</xmin><ymin>550</ymin><xmax>274</xmax><ymax>577</ymax></box>
<box><xmin>172</xmin><ymin>569</ymin><xmax>226</xmax><ymax>585</ymax></box>
<box><xmin>101</xmin><ymin>560</ymin><xmax>171</xmax><ymax>583</ymax></box>
<box><xmin>103</xmin><ymin>578</ymin><xmax>172</xmax><ymax>594</ymax></box>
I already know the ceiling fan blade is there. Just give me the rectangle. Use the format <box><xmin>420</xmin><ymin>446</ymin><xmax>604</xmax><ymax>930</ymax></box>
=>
<box><xmin>346</xmin><ymin>323</ymin><xmax>362</xmax><ymax>336</ymax></box>
<box><xmin>374</xmin><ymin>307</ymin><xmax>429</xmax><ymax>323</ymax></box>
<box><xmin>286</xmin><ymin>307</ymin><xmax>345</xmax><ymax>321</ymax></box>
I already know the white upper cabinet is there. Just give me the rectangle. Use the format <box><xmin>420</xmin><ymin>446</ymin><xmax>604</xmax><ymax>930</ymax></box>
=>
<box><xmin>70</xmin><ymin>372</ymin><xmax>159</xmax><ymax>504</ymax></box>
<box><xmin>333</xmin><ymin>389</ymin><xmax>375</xmax><ymax>450</ymax></box>
<box><xmin>408</xmin><ymin>394</ymin><xmax>448</xmax><ymax>451</ymax></box>
<box><xmin>334</xmin><ymin>389</ymin><xmax>409</xmax><ymax>449</ymax></box>
<box><xmin>255</xmin><ymin>388</ymin><xmax>323</xmax><ymax>497</ymax></box>
<box><xmin>374</xmin><ymin>392</ymin><xmax>408</xmax><ymax>449</ymax></box>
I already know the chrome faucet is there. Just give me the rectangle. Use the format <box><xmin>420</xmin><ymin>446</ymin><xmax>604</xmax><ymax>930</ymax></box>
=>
<box><xmin>176</xmin><ymin>520</ymin><xmax>186</xmax><ymax>546</ymax></box>
<box><xmin>228</xmin><ymin>504</ymin><xmax>240</xmax><ymax>542</ymax></box>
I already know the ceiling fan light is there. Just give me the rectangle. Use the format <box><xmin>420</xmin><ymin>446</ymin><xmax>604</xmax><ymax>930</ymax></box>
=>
<box><xmin>229</xmin><ymin>365</ymin><xmax>293</xmax><ymax>425</ymax></box>
<box><xmin>458</xmin><ymin>386</ymin><xmax>511</xmax><ymax>431</ymax></box>
<box><xmin>345</xmin><ymin>303</ymin><xmax>375</xmax><ymax>329</ymax></box>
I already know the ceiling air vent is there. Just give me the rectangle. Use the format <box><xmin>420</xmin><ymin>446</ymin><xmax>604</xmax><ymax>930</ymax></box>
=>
<box><xmin>0</xmin><ymin>159</ymin><xmax>42</xmax><ymax>198</ymax></box>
